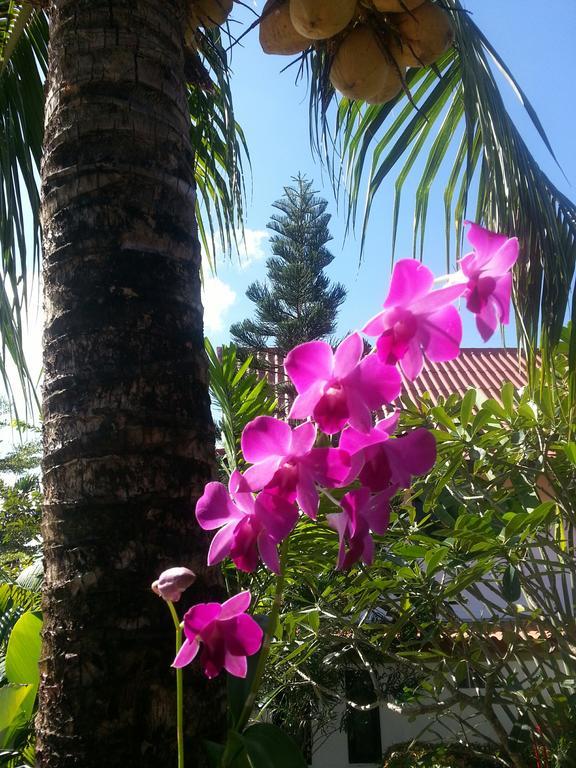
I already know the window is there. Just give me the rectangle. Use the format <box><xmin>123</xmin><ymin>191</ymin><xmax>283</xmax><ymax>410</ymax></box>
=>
<box><xmin>345</xmin><ymin>670</ymin><xmax>382</xmax><ymax>764</ymax></box>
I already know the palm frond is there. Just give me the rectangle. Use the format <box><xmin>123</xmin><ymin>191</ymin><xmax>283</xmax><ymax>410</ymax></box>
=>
<box><xmin>189</xmin><ymin>26</ymin><xmax>250</xmax><ymax>271</ymax></box>
<box><xmin>306</xmin><ymin>1</ymin><xmax>576</xmax><ymax>376</ymax></box>
<box><xmin>0</xmin><ymin>3</ymin><xmax>46</xmax><ymax>411</ymax></box>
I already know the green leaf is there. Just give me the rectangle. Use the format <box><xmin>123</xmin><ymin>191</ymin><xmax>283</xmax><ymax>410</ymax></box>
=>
<box><xmin>6</xmin><ymin>611</ymin><xmax>42</xmax><ymax>689</ymax></box>
<box><xmin>227</xmin><ymin>646</ymin><xmax>262</xmax><ymax>727</ymax></box>
<box><xmin>425</xmin><ymin>546</ymin><xmax>450</xmax><ymax>575</ymax></box>
<box><xmin>0</xmin><ymin>683</ymin><xmax>33</xmax><ymax>748</ymax></box>
<box><xmin>502</xmin><ymin>565</ymin><xmax>522</xmax><ymax>602</ymax></box>
<box><xmin>242</xmin><ymin>723</ymin><xmax>308</xmax><ymax>768</ymax></box>
<box><xmin>459</xmin><ymin>389</ymin><xmax>476</xmax><ymax>429</ymax></box>
<box><xmin>501</xmin><ymin>382</ymin><xmax>515</xmax><ymax>417</ymax></box>
<box><xmin>564</xmin><ymin>442</ymin><xmax>576</xmax><ymax>465</ymax></box>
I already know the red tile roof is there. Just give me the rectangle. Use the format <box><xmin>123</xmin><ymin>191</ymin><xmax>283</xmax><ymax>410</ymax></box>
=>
<box><xmin>399</xmin><ymin>348</ymin><xmax>528</xmax><ymax>405</ymax></box>
<box><xmin>250</xmin><ymin>347</ymin><xmax>529</xmax><ymax>408</ymax></box>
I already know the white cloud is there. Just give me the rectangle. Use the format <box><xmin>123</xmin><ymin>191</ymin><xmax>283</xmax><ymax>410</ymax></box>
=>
<box><xmin>202</xmin><ymin>275</ymin><xmax>236</xmax><ymax>332</ymax></box>
<box><xmin>235</xmin><ymin>228</ymin><xmax>268</xmax><ymax>269</ymax></box>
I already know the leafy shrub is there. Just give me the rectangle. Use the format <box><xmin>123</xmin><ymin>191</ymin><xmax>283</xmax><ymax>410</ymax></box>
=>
<box><xmin>382</xmin><ymin>742</ymin><xmax>504</xmax><ymax>768</ymax></box>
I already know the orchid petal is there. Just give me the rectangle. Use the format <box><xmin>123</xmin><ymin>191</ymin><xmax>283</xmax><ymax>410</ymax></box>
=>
<box><xmin>172</xmin><ymin>637</ymin><xmax>200</xmax><ymax>669</ymax></box>
<box><xmin>228</xmin><ymin>471</ymin><xmax>256</xmax><ymax>516</ymax></box>
<box><xmin>295</xmin><ymin>466</ymin><xmax>319</xmax><ymax>520</ymax></box>
<box><xmin>255</xmin><ymin>492</ymin><xmax>298</xmax><ymax>541</ymax></box>
<box><xmin>285</xmin><ymin>341</ymin><xmax>333</xmax><ymax>393</ymax></box>
<box><xmin>223</xmin><ymin>652</ymin><xmax>247</xmax><ymax>678</ymax></box>
<box><xmin>385</xmin><ymin>429</ymin><xmax>437</xmax><ymax>488</ymax></box>
<box><xmin>333</xmin><ymin>333</ymin><xmax>364</xmax><ymax>378</ymax></box>
<box><xmin>312</xmin><ymin>390</ymin><xmax>349</xmax><ymax>435</ymax></box>
<box><xmin>362</xmin><ymin>533</ymin><xmax>374</xmax><ymax>566</ymax></box>
<box><xmin>288</xmin><ymin>381</ymin><xmax>324</xmax><ymax>420</ymax></box>
<box><xmin>384</xmin><ymin>259</ymin><xmax>434</xmax><ymax>307</ymax></box>
<box><xmin>241</xmin><ymin>416</ymin><xmax>292</xmax><ymax>463</ymax></box>
<box><xmin>219</xmin><ymin>590</ymin><xmax>252</xmax><ymax>621</ymax></box>
<box><xmin>476</xmin><ymin>299</ymin><xmax>499</xmax><ymax>341</ymax></box>
<box><xmin>290</xmin><ymin>421</ymin><xmax>317</xmax><ymax>456</ymax></box>
<box><xmin>490</xmin><ymin>273</ymin><xmax>512</xmax><ymax>324</ymax></box>
<box><xmin>196</xmin><ymin>482</ymin><xmax>242</xmax><ymax>530</ymax></box>
<box><xmin>244</xmin><ymin>457</ymin><xmax>282</xmax><ymax>491</ymax></box>
<box><xmin>366</xmin><ymin>490</ymin><xmax>393</xmax><ymax>535</ymax></box>
<box><xmin>375</xmin><ymin>411</ymin><xmax>400</xmax><ymax>437</ymax></box>
<box><xmin>412</xmin><ymin>283</ymin><xmax>466</xmax><ymax>313</ymax></box>
<box><xmin>346</xmin><ymin>392</ymin><xmax>373</xmax><ymax>434</ymax></box>
<box><xmin>350</xmin><ymin>355</ymin><xmax>402</xmax><ymax>408</ymax></box>
<box><xmin>226</xmin><ymin>614</ymin><xmax>264</xmax><ymax>656</ymax></box>
<box><xmin>184</xmin><ymin>602</ymin><xmax>222</xmax><ymax>636</ymax></box>
<box><xmin>362</xmin><ymin>310</ymin><xmax>388</xmax><ymax>337</ymax></box>
<box><xmin>305</xmin><ymin>447</ymin><xmax>353</xmax><ymax>487</ymax></box>
<box><xmin>339</xmin><ymin>424</ymin><xmax>384</xmax><ymax>454</ymax></box>
<box><xmin>257</xmin><ymin>533</ymin><xmax>280</xmax><ymax>573</ymax></box>
<box><xmin>466</xmin><ymin>222</ymin><xmax>509</xmax><ymax>261</ymax></box>
<box><xmin>207</xmin><ymin>523</ymin><xmax>236</xmax><ymax>566</ymax></box>
<box><xmin>421</xmin><ymin>305</ymin><xmax>462</xmax><ymax>363</ymax></box>
<box><xmin>400</xmin><ymin>339</ymin><xmax>424</xmax><ymax>380</ymax></box>
<box><xmin>481</xmin><ymin>237</ymin><xmax>519</xmax><ymax>276</ymax></box>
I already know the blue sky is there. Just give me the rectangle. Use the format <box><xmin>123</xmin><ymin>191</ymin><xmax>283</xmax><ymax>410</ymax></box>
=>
<box><xmin>202</xmin><ymin>0</ymin><xmax>576</xmax><ymax>352</ymax></box>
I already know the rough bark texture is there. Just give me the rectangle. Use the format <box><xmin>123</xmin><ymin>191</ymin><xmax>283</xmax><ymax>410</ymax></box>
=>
<box><xmin>37</xmin><ymin>1</ymin><xmax>225</xmax><ymax>765</ymax></box>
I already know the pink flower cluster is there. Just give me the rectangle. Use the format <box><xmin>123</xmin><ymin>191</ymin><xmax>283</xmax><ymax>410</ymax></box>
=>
<box><xmin>159</xmin><ymin>223</ymin><xmax>518</xmax><ymax>678</ymax></box>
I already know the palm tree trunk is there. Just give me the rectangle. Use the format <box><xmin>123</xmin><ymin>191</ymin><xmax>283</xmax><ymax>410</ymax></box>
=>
<box><xmin>36</xmin><ymin>1</ymin><xmax>225</xmax><ymax>765</ymax></box>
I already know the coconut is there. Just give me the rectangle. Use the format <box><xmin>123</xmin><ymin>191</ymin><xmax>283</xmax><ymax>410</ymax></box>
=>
<box><xmin>190</xmin><ymin>0</ymin><xmax>233</xmax><ymax>29</ymax></box>
<box><xmin>260</xmin><ymin>0</ymin><xmax>311</xmax><ymax>54</ymax></box>
<box><xmin>372</xmin><ymin>0</ymin><xmax>424</xmax><ymax>12</ymax></box>
<box><xmin>330</xmin><ymin>25</ymin><xmax>404</xmax><ymax>103</ymax></box>
<box><xmin>290</xmin><ymin>0</ymin><xmax>357</xmax><ymax>40</ymax></box>
<box><xmin>391</xmin><ymin>1</ymin><xmax>454</xmax><ymax>66</ymax></box>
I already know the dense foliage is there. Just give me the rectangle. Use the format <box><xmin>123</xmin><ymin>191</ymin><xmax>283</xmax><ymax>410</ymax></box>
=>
<box><xmin>208</xmin><ymin>327</ymin><xmax>575</xmax><ymax>768</ymax></box>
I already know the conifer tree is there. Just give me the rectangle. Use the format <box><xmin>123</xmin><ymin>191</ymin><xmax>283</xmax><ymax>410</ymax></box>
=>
<box><xmin>230</xmin><ymin>174</ymin><xmax>346</xmax><ymax>355</ymax></box>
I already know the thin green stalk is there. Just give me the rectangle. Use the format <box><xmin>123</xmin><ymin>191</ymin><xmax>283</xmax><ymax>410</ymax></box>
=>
<box><xmin>237</xmin><ymin>538</ymin><xmax>290</xmax><ymax>734</ymax></box>
<box><xmin>167</xmin><ymin>601</ymin><xmax>185</xmax><ymax>768</ymax></box>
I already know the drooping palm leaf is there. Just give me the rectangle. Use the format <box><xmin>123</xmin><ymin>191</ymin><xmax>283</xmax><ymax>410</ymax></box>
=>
<box><xmin>0</xmin><ymin>3</ymin><xmax>47</xmax><ymax>410</ymax></box>
<box><xmin>189</xmin><ymin>25</ymin><xmax>250</xmax><ymax>271</ymax></box>
<box><xmin>305</xmin><ymin>1</ymin><xmax>576</xmax><ymax>375</ymax></box>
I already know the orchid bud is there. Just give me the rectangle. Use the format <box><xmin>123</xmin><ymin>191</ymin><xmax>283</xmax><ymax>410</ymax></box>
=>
<box><xmin>152</xmin><ymin>567</ymin><xmax>196</xmax><ymax>602</ymax></box>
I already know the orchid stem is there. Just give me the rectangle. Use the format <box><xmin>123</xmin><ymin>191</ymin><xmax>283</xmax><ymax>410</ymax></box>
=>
<box><xmin>167</xmin><ymin>601</ymin><xmax>185</xmax><ymax>768</ymax></box>
<box><xmin>236</xmin><ymin>539</ymin><xmax>290</xmax><ymax>735</ymax></box>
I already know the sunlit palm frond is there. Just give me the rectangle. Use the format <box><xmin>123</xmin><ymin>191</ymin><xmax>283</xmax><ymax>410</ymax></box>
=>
<box><xmin>305</xmin><ymin>1</ymin><xmax>576</xmax><ymax>376</ymax></box>
<box><xmin>189</xmin><ymin>26</ymin><xmax>250</xmax><ymax>272</ymax></box>
<box><xmin>0</xmin><ymin>3</ymin><xmax>47</xmax><ymax>410</ymax></box>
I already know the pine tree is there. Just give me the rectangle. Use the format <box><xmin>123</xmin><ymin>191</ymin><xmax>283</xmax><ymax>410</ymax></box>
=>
<box><xmin>230</xmin><ymin>174</ymin><xmax>346</xmax><ymax>355</ymax></box>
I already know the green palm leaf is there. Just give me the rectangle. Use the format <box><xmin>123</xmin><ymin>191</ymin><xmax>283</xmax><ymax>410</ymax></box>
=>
<box><xmin>189</xmin><ymin>25</ymin><xmax>249</xmax><ymax>270</ymax></box>
<box><xmin>0</xmin><ymin>3</ymin><xmax>46</xmax><ymax>410</ymax></box>
<box><xmin>307</xmin><ymin>1</ymin><xmax>576</xmax><ymax>375</ymax></box>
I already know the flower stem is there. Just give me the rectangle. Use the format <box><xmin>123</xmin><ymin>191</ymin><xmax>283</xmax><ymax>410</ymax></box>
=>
<box><xmin>236</xmin><ymin>539</ymin><xmax>290</xmax><ymax>734</ymax></box>
<box><xmin>167</xmin><ymin>601</ymin><xmax>185</xmax><ymax>768</ymax></box>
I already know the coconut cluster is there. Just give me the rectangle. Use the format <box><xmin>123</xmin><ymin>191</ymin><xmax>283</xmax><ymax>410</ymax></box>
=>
<box><xmin>185</xmin><ymin>0</ymin><xmax>234</xmax><ymax>44</ymax></box>
<box><xmin>259</xmin><ymin>0</ymin><xmax>454</xmax><ymax>104</ymax></box>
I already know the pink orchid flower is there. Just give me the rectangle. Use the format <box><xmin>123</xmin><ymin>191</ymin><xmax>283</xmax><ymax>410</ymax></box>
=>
<box><xmin>339</xmin><ymin>418</ymin><xmax>436</xmax><ymax>493</ymax></box>
<box><xmin>459</xmin><ymin>223</ymin><xmax>519</xmax><ymax>341</ymax></box>
<box><xmin>327</xmin><ymin>488</ymin><xmax>392</xmax><ymax>570</ymax></box>
<box><xmin>363</xmin><ymin>260</ymin><xmax>466</xmax><ymax>380</ymax></box>
<box><xmin>172</xmin><ymin>590</ymin><xmax>263</xmax><ymax>679</ymax></box>
<box><xmin>284</xmin><ymin>332</ymin><xmax>402</xmax><ymax>434</ymax></box>
<box><xmin>151</xmin><ymin>567</ymin><xmax>196</xmax><ymax>602</ymax></box>
<box><xmin>195</xmin><ymin>470</ymin><xmax>298</xmax><ymax>573</ymax></box>
<box><xmin>241</xmin><ymin>416</ymin><xmax>353</xmax><ymax>519</ymax></box>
